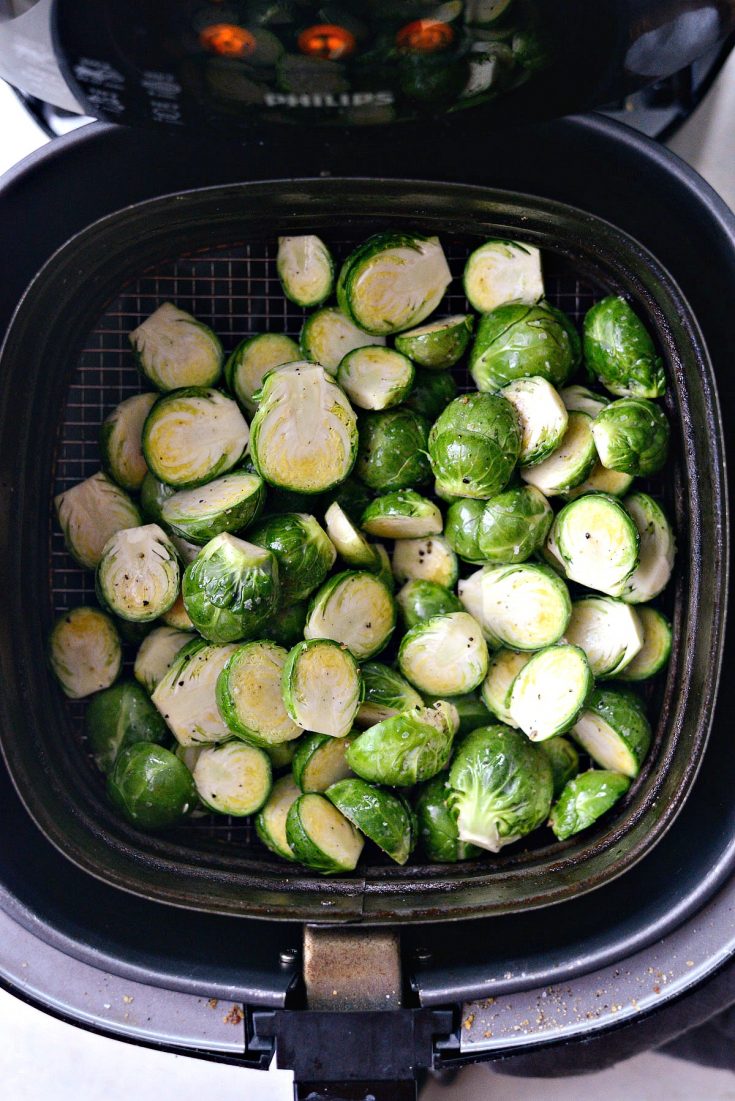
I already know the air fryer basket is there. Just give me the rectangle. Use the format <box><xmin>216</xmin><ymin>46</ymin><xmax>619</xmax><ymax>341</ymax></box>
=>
<box><xmin>0</xmin><ymin>179</ymin><xmax>725</xmax><ymax>923</ymax></box>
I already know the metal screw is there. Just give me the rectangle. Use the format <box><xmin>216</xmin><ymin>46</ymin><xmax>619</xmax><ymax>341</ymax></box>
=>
<box><xmin>279</xmin><ymin>947</ymin><xmax>299</xmax><ymax>965</ymax></box>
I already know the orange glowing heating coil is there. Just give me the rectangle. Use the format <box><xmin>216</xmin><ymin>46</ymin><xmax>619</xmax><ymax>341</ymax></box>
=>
<box><xmin>199</xmin><ymin>23</ymin><xmax>257</xmax><ymax>58</ymax></box>
<box><xmin>396</xmin><ymin>19</ymin><xmax>454</xmax><ymax>53</ymax></box>
<box><xmin>297</xmin><ymin>24</ymin><xmax>357</xmax><ymax>60</ymax></box>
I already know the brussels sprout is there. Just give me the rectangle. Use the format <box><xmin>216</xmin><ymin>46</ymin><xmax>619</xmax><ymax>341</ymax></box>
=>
<box><xmin>292</xmin><ymin>731</ymin><xmax>356</xmax><ymax>793</ymax></box>
<box><xmin>480</xmin><ymin>648</ymin><xmax>532</xmax><ymax>727</ymax></box>
<box><xmin>428</xmin><ymin>392</ymin><xmax>520</xmax><ymax>499</ymax></box>
<box><xmin>85</xmin><ymin>679</ymin><xmax>169</xmax><ymax>774</ymax></box>
<box><xmin>140</xmin><ymin>473</ymin><xmax>177</xmax><ymax>526</ymax></box>
<box><xmin>466</xmin><ymin>0</ymin><xmax>515</xmax><ymax>27</ymax></box>
<box><xmin>463</xmin><ymin>240</ymin><xmax>544</xmax><ymax>314</ymax></box>
<box><xmin>396</xmin><ymin>579</ymin><xmax>463</xmax><ymax>629</ymax></box>
<box><xmin>619</xmin><ymin>492</ymin><xmax>675</xmax><ymax>604</ymax></box>
<box><xmin>415</xmin><ymin>774</ymin><xmax>481</xmax><ymax>863</ymax></box>
<box><xmin>337</xmin><ymin>346</ymin><xmax>415</xmax><ymax>411</ymax></box>
<box><xmin>325</xmin><ymin>502</ymin><xmax>378</xmax><ymax>570</ymax></box>
<box><xmin>255</xmin><ymin>775</ymin><xmax>301</xmax><ymax>861</ymax></box>
<box><xmin>107</xmin><ymin>742</ymin><xmax>197</xmax><ymax>830</ymax></box>
<box><xmin>372</xmin><ymin>544</ymin><xmax>395</xmax><ymax>593</ymax></box>
<box><xmin>563</xmin><ymin>462</ymin><xmax>634</xmax><ymax>501</ymax></box>
<box><xmin>444</xmin><ymin>498</ymin><xmax>486</xmax><ymax>563</ymax></box>
<box><xmin>277</xmin><ymin>235</ymin><xmax>334</xmax><ymax>308</ymax></box>
<box><xmin>405</xmin><ymin>368</ymin><xmax>458</xmax><ymax>421</ymax></box>
<box><xmin>300</xmin><ymin>307</ymin><xmax>386</xmax><ymax>374</ymax></box>
<box><xmin>361</xmin><ymin>490</ymin><xmax>442</xmax><ymax>539</ymax></box>
<box><xmin>392</xmin><ymin>535</ymin><xmax>458</xmax><ymax>588</ymax></box>
<box><xmin>260</xmin><ymin>601</ymin><xmax>309</xmax><ymax>649</ymax></box>
<box><xmin>266</xmin><ymin>739</ymin><xmax>300</xmax><ymax>772</ymax></box>
<box><xmin>583</xmin><ymin>296</ymin><xmax>666</xmax><ymax>399</ymax></box>
<box><xmin>549</xmin><ymin>769</ymin><xmax>632</xmax><ymax>841</ymax></box>
<box><xmin>509</xmin><ymin>643</ymin><xmax>593</xmax><ymax>742</ymax></box>
<box><xmin>356</xmin><ymin>408</ymin><xmax>432</xmax><ymax>492</ymax></box>
<box><xmin>446</xmin><ymin>725</ymin><xmax>553</xmax><ymax>852</ymax></box>
<box><xmin>541</xmin><ymin>302</ymin><xmax>582</xmax><ymax>370</ymax></box>
<box><xmin>175</xmin><ymin>744</ymin><xmax>204</xmax><ymax>775</ymax></box>
<box><xmin>169</xmin><ymin>534</ymin><xmax>201</xmax><ymax>565</ymax></box>
<box><xmin>249</xmin><ymin>512</ymin><xmax>336</xmax><ymax>603</ymax></box>
<box><xmin>394</xmin><ymin>314</ymin><xmax>474</xmax><ymax>369</ymax></box>
<box><xmin>152</xmin><ymin>639</ymin><xmax>238</xmax><ymax>746</ymax></box>
<box><xmin>283</xmin><ymin>638</ymin><xmax>362</xmax><ymax>739</ymax></box>
<box><xmin>320</xmin><ymin>477</ymin><xmax>374</xmax><ymax>525</ymax></box>
<box><xmin>134</xmin><ymin>626</ymin><xmax>192</xmax><ymax>694</ymax></box>
<box><xmin>96</xmin><ymin>524</ymin><xmax>179</xmax><ymax>623</ymax></box>
<box><xmin>216</xmin><ymin>641</ymin><xmax>302</xmax><ymax>747</ymax></box>
<box><xmin>520</xmin><ymin>412</ymin><xmax>597</xmax><ymax>496</ymax></box>
<box><xmin>501</xmin><ymin>377</ymin><xmax>568</xmax><ymax>466</ymax></box>
<box><xmin>538</xmin><ymin>736</ymin><xmax>580</xmax><ymax>799</ymax></box>
<box><xmin>539</xmin><ymin>525</ymin><xmax>567</xmax><ymax>576</ymax></box>
<box><xmin>251</xmin><ymin>363</ymin><xmax>358</xmax><ymax>493</ymax></box>
<box><xmin>142</xmin><ymin>387</ymin><xmax>249</xmax><ymax>488</ymax></box>
<box><xmin>129</xmin><ymin>303</ymin><xmax>223</xmax><ymax>391</ymax></box>
<box><xmin>437</xmin><ymin>692</ymin><xmax>492</xmax><ymax>736</ymax></box>
<box><xmin>591</xmin><ymin>398</ymin><xmax>670</xmax><ymax>476</ymax></box>
<box><xmin>399</xmin><ymin>612</ymin><xmax>489</xmax><ymax>696</ymax></box>
<box><xmin>49</xmin><ymin>606</ymin><xmax>122</xmax><ymax>699</ymax></box>
<box><xmin>572</xmin><ymin>687</ymin><xmax>652</xmax><ymax>778</ymax></box>
<box><xmin>160</xmin><ymin>591</ymin><xmax>195</xmax><ymax>631</ymax></box>
<box><xmin>560</xmin><ymin>384</ymin><xmax>609</xmax><ymax>418</ymax></box>
<box><xmin>192</xmin><ymin>741</ymin><xmax>271</xmax><ymax>817</ymax></box>
<box><xmin>337</xmin><ymin>233</ymin><xmax>452</xmax><ymax>336</ymax></box>
<box><xmin>346</xmin><ymin>701</ymin><xmax>459</xmax><ymax>787</ymax></box>
<box><xmin>355</xmin><ymin>663</ymin><xmax>423</xmax><ymax>728</ymax></box>
<box><xmin>286</xmin><ymin>793</ymin><xmax>364</xmax><ymax>874</ymax></box>
<box><xmin>469</xmin><ymin>305</ymin><xmax>574</xmax><ymax>393</ymax></box>
<box><xmin>616</xmin><ymin>606</ymin><xmax>672</xmax><ymax>682</ymax></box>
<box><xmin>224</xmin><ymin>332</ymin><xmax>300</xmax><ymax>415</ymax></box>
<box><xmin>55</xmin><ymin>471</ymin><xmax>142</xmax><ymax>570</ymax></box>
<box><xmin>182</xmin><ymin>533</ymin><xmax>279</xmax><ymax>644</ymax></box>
<box><xmin>476</xmin><ymin>485</ymin><xmax>553</xmax><ymax>563</ymax></box>
<box><xmin>327</xmin><ymin>778</ymin><xmax>416</xmax><ymax>865</ymax></box>
<box><xmin>305</xmin><ymin>570</ymin><xmax>396</xmax><ymax>660</ymax></box>
<box><xmin>114</xmin><ymin>617</ymin><xmax>154</xmax><ymax>646</ymax></box>
<box><xmin>564</xmin><ymin>597</ymin><xmax>643</xmax><ymax>678</ymax></box>
<box><xmin>552</xmin><ymin>494</ymin><xmax>640</xmax><ymax>596</ymax></box>
<box><xmin>458</xmin><ymin>563</ymin><xmax>571</xmax><ymax>649</ymax></box>
<box><xmin>100</xmin><ymin>392</ymin><xmax>157</xmax><ymax>491</ymax></box>
<box><xmin>161</xmin><ymin>471</ymin><xmax>265</xmax><ymax>545</ymax></box>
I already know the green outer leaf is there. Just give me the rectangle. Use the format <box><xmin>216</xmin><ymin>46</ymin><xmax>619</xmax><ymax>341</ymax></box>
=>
<box><xmin>140</xmin><ymin>472</ymin><xmax>177</xmax><ymax>523</ymax></box>
<box><xmin>541</xmin><ymin>301</ymin><xmax>581</xmax><ymax>369</ymax></box>
<box><xmin>182</xmin><ymin>533</ymin><xmax>280</xmax><ymax>644</ymax></box>
<box><xmin>549</xmin><ymin>769</ymin><xmax>631</xmax><ymax>841</ymax></box>
<box><xmin>591</xmin><ymin>398</ymin><xmax>670</xmax><ymax>476</ymax></box>
<box><xmin>360</xmin><ymin>490</ymin><xmax>442</xmax><ymax>538</ymax></box>
<box><xmin>428</xmin><ymin>392</ymin><xmax>520</xmax><ymax>499</ymax></box>
<box><xmin>396</xmin><ymin>579</ymin><xmax>463</xmax><ymax>628</ymax></box>
<box><xmin>326</xmin><ymin>778</ymin><xmax>416</xmax><ymax>864</ymax></box>
<box><xmin>86</xmin><ymin>679</ymin><xmax>169</xmax><ymax>774</ymax></box>
<box><xmin>107</xmin><ymin>742</ymin><xmax>197</xmax><ymax>830</ymax></box>
<box><xmin>476</xmin><ymin>485</ymin><xmax>553</xmax><ymax>562</ymax></box>
<box><xmin>285</xmin><ymin>793</ymin><xmax>364</xmax><ymax>874</ymax></box>
<box><xmin>616</xmin><ymin>606</ymin><xmax>672</xmax><ymax>681</ymax></box>
<box><xmin>405</xmin><ymin>368</ymin><xmax>458</xmax><ymax>420</ymax></box>
<box><xmin>355</xmin><ymin>663</ymin><xmax>423</xmax><ymax>728</ymax></box>
<box><xmin>415</xmin><ymin>773</ymin><xmax>481</xmax><ymax>863</ymax></box>
<box><xmin>469</xmin><ymin>304</ymin><xmax>574</xmax><ymax>392</ymax></box>
<box><xmin>537</xmin><ymin>735</ymin><xmax>581</xmax><ymax>799</ymax></box>
<box><xmin>161</xmin><ymin>472</ymin><xmax>265</xmax><ymax>544</ymax></box>
<box><xmin>394</xmin><ymin>314</ymin><xmax>474</xmax><ymax>369</ymax></box>
<box><xmin>423</xmin><ymin>692</ymin><xmax>492</xmax><ymax>737</ymax></box>
<box><xmin>248</xmin><ymin>512</ymin><xmax>336</xmax><ymax>604</ymax></box>
<box><xmin>356</xmin><ymin>408</ymin><xmax>432</xmax><ymax>492</ymax></box>
<box><xmin>259</xmin><ymin>601</ymin><xmax>309</xmax><ymax>650</ymax></box>
<box><xmin>346</xmin><ymin>701</ymin><xmax>458</xmax><ymax>787</ymax></box>
<box><xmin>583</xmin><ymin>296</ymin><xmax>666</xmax><ymax>399</ymax></box>
<box><xmin>444</xmin><ymin>498</ymin><xmax>487</xmax><ymax>563</ymax></box>
<box><xmin>574</xmin><ymin>687</ymin><xmax>652</xmax><ymax>775</ymax></box>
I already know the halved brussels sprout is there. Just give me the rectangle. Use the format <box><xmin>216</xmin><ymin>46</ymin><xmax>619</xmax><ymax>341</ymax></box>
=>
<box><xmin>55</xmin><ymin>471</ymin><xmax>142</xmax><ymax>570</ymax></box>
<box><xmin>325</xmin><ymin>501</ymin><xmax>378</xmax><ymax>570</ymax></box>
<box><xmin>469</xmin><ymin>305</ymin><xmax>574</xmax><ymax>393</ymax></box>
<box><xmin>152</xmin><ymin>639</ymin><xmax>238</xmax><ymax>746</ymax></box>
<box><xmin>193</xmin><ymin>741</ymin><xmax>272</xmax><ymax>817</ymax></box>
<box><xmin>520</xmin><ymin>412</ymin><xmax>597</xmax><ymax>496</ymax></box>
<box><xmin>134</xmin><ymin>626</ymin><xmax>192</xmax><ymax>694</ymax></box>
<box><xmin>361</xmin><ymin>490</ymin><xmax>442</xmax><ymax>539</ymax></box>
<box><xmin>143</xmin><ymin>387</ymin><xmax>249</xmax><ymax>488</ymax></box>
<box><xmin>326</xmin><ymin>779</ymin><xmax>416</xmax><ymax>865</ymax></box>
<box><xmin>399</xmin><ymin>612</ymin><xmax>489</xmax><ymax>696</ymax></box>
<box><xmin>394</xmin><ymin>314</ymin><xmax>474</xmax><ymax>369</ymax></box>
<box><xmin>538</xmin><ymin>736</ymin><xmax>580</xmax><ymax>799</ymax></box>
<box><xmin>249</xmin><ymin>512</ymin><xmax>336</xmax><ymax>603</ymax></box>
<box><xmin>346</xmin><ymin>701</ymin><xmax>459</xmax><ymax>787</ymax></box>
<box><xmin>85</xmin><ymin>679</ymin><xmax>169</xmax><ymax>774</ymax></box>
<box><xmin>108</xmin><ymin>742</ymin><xmax>197</xmax><ymax>830</ymax></box>
<box><xmin>476</xmin><ymin>484</ymin><xmax>553</xmax><ymax>563</ymax></box>
<box><xmin>501</xmin><ymin>376</ymin><xmax>568</xmax><ymax>467</ymax></box>
<box><xmin>563</xmin><ymin>462</ymin><xmax>634</xmax><ymax>501</ymax></box>
<box><xmin>458</xmin><ymin>563</ymin><xmax>571</xmax><ymax>650</ymax></box>
<box><xmin>463</xmin><ymin>240</ymin><xmax>543</xmax><ymax>314</ymax></box>
<box><xmin>572</xmin><ymin>687</ymin><xmax>652</xmax><ymax>778</ymax></box>
<box><xmin>255</xmin><ymin>775</ymin><xmax>301</xmax><ymax>861</ymax></box>
<box><xmin>161</xmin><ymin>470</ymin><xmax>265</xmax><ymax>545</ymax></box>
<box><xmin>129</xmin><ymin>303</ymin><xmax>223</xmax><ymax>391</ymax></box>
<box><xmin>583</xmin><ymin>296</ymin><xmax>666</xmax><ymax>399</ymax></box>
<box><xmin>100</xmin><ymin>392</ymin><xmax>157</xmax><ymax>491</ymax></box>
<box><xmin>282</xmin><ymin>638</ymin><xmax>362</xmax><ymax>739</ymax></box>
<box><xmin>415</xmin><ymin>774</ymin><xmax>481</xmax><ymax>863</ymax></box>
<box><xmin>277</xmin><ymin>235</ymin><xmax>334</xmax><ymax>308</ymax></box>
<box><xmin>444</xmin><ymin>498</ymin><xmax>486</xmax><ymax>563</ymax></box>
<box><xmin>160</xmin><ymin>591</ymin><xmax>195</xmax><ymax>631</ymax></box>
<box><xmin>616</xmin><ymin>606</ymin><xmax>672</xmax><ymax>682</ymax></box>
<box><xmin>216</xmin><ymin>641</ymin><xmax>302</xmax><ymax>746</ymax></box>
<box><xmin>392</xmin><ymin>535</ymin><xmax>458</xmax><ymax>588</ymax></box>
<box><xmin>304</xmin><ymin>570</ymin><xmax>396</xmax><ymax>660</ymax></box>
<box><xmin>396</xmin><ymin>579</ymin><xmax>463</xmax><ymax>629</ymax></box>
<box><xmin>428</xmin><ymin>392</ymin><xmax>520</xmax><ymax>499</ymax></box>
<box><xmin>355</xmin><ymin>662</ymin><xmax>424</xmax><ymax>728</ymax></box>
<box><xmin>552</xmin><ymin>494</ymin><xmax>640</xmax><ymax>596</ymax></box>
<box><xmin>96</xmin><ymin>524</ymin><xmax>179</xmax><ymax>623</ymax></box>
<box><xmin>447</xmin><ymin>725</ymin><xmax>553</xmax><ymax>852</ymax></box>
<box><xmin>49</xmin><ymin>606</ymin><xmax>122</xmax><ymax>699</ymax></box>
<box><xmin>337</xmin><ymin>233</ymin><xmax>452</xmax><ymax>336</ymax></box>
<box><xmin>559</xmin><ymin>384</ymin><xmax>609</xmax><ymax>418</ymax></box>
<box><xmin>509</xmin><ymin>643</ymin><xmax>593</xmax><ymax>742</ymax></box>
<box><xmin>292</xmin><ymin>731</ymin><xmax>356</xmax><ymax>793</ymax></box>
<box><xmin>480</xmin><ymin>648</ymin><xmax>532</xmax><ymax>727</ymax></box>
<box><xmin>405</xmin><ymin>368</ymin><xmax>457</xmax><ymax>420</ymax></box>
<box><xmin>619</xmin><ymin>492</ymin><xmax>675</xmax><ymax>603</ymax></box>
<box><xmin>549</xmin><ymin>769</ymin><xmax>631</xmax><ymax>841</ymax></box>
<box><xmin>320</xmin><ymin>477</ymin><xmax>374</xmax><ymax>524</ymax></box>
<box><xmin>183</xmin><ymin>533</ymin><xmax>279</xmax><ymax>644</ymax></box>
<box><xmin>356</xmin><ymin>408</ymin><xmax>432</xmax><ymax>492</ymax></box>
<box><xmin>286</xmin><ymin>793</ymin><xmax>364</xmax><ymax>874</ymax></box>
<box><xmin>251</xmin><ymin>363</ymin><xmax>358</xmax><ymax>493</ymax></box>
<box><xmin>564</xmin><ymin>596</ymin><xmax>643</xmax><ymax>678</ymax></box>
<box><xmin>300</xmin><ymin>307</ymin><xmax>386</xmax><ymax>374</ymax></box>
<box><xmin>266</xmin><ymin>739</ymin><xmax>301</xmax><ymax>772</ymax></box>
<box><xmin>260</xmin><ymin>601</ymin><xmax>309</xmax><ymax>650</ymax></box>
<box><xmin>224</xmin><ymin>332</ymin><xmax>300</xmax><ymax>415</ymax></box>
<box><xmin>591</xmin><ymin>398</ymin><xmax>670</xmax><ymax>476</ymax></box>
<box><xmin>337</xmin><ymin>346</ymin><xmax>415</xmax><ymax>411</ymax></box>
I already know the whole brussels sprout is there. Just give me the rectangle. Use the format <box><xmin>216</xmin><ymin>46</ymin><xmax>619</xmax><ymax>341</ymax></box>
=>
<box><xmin>469</xmin><ymin>304</ymin><xmax>575</xmax><ymax>393</ymax></box>
<box><xmin>346</xmin><ymin>701</ymin><xmax>459</xmax><ymax>787</ymax></box>
<box><xmin>182</xmin><ymin>533</ymin><xmax>279</xmax><ymax>644</ymax></box>
<box><xmin>444</xmin><ymin>498</ymin><xmax>486</xmax><ymax>563</ymax></box>
<box><xmin>248</xmin><ymin>512</ymin><xmax>336</xmax><ymax>604</ymax></box>
<box><xmin>86</xmin><ymin>679</ymin><xmax>169</xmax><ymax>774</ymax></box>
<box><xmin>396</xmin><ymin>579</ymin><xmax>463</xmax><ymax>628</ymax></box>
<box><xmin>476</xmin><ymin>485</ymin><xmax>553</xmax><ymax>563</ymax></box>
<box><xmin>107</xmin><ymin>742</ymin><xmax>197</xmax><ymax>830</ymax></box>
<box><xmin>405</xmin><ymin>368</ymin><xmax>458</xmax><ymax>421</ymax></box>
<box><xmin>583</xmin><ymin>296</ymin><xmax>665</xmax><ymax>399</ymax></box>
<box><xmin>591</xmin><ymin>398</ymin><xmax>670</xmax><ymax>476</ymax></box>
<box><xmin>541</xmin><ymin>302</ymin><xmax>582</xmax><ymax>370</ymax></box>
<box><xmin>428</xmin><ymin>392</ymin><xmax>520</xmax><ymax>499</ymax></box>
<box><xmin>415</xmin><ymin>773</ymin><xmax>481</xmax><ymax>863</ymax></box>
<box><xmin>356</xmin><ymin>408</ymin><xmax>432</xmax><ymax>492</ymax></box>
